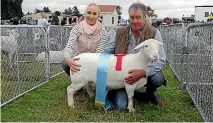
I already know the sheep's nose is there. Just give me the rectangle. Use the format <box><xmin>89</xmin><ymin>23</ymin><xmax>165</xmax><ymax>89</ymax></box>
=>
<box><xmin>153</xmin><ymin>55</ymin><xmax>158</xmax><ymax>60</ymax></box>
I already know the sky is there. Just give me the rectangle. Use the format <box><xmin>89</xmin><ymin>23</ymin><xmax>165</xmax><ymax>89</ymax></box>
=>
<box><xmin>22</xmin><ymin>0</ymin><xmax>213</xmax><ymax>19</ymax></box>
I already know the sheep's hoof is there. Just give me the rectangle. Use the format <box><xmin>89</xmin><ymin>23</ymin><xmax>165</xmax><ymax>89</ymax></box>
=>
<box><xmin>68</xmin><ymin>104</ymin><xmax>75</xmax><ymax>108</ymax></box>
<box><xmin>128</xmin><ymin>108</ymin><xmax>135</xmax><ymax>112</ymax></box>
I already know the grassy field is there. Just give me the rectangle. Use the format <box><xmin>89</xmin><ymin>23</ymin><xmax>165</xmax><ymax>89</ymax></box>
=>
<box><xmin>1</xmin><ymin>54</ymin><xmax>63</xmax><ymax>104</ymax></box>
<box><xmin>1</xmin><ymin>63</ymin><xmax>203</xmax><ymax>122</ymax></box>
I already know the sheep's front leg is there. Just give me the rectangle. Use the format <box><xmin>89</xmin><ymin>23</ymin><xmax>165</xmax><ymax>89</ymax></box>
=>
<box><xmin>67</xmin><ymin>82</ymin><xmax>87</xmax><ymax>108</ymax></box>
<box><xmin>125</xmin><ymin>85</ymin><xmax>136</xmax><ymax>112</ymax></box>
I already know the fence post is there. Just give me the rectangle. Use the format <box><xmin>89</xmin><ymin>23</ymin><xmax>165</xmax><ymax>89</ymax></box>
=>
<box><xmin>44</xmin><ymin>27</ymin><xmax>50</xmax><ymax>80</ymax></box>
<box><xmin>196</xmin><ymin>25</ymin><xmax>201</xmax><ymax>107</ymax></box>
<box><xmin>181</xmin><ymin>27</ymin><xmax>190</xmax><ymax>91</ymax></box>
<box><xmin>16</xmin><ymin>27</ymin><xmax>20</xmax><ymax>83</ymax></box>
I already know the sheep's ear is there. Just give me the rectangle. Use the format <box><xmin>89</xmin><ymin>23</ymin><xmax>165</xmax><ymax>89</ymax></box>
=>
<box><xmin>157</xmin><ymin>41</ymin><xmax>164</xmax><ymax>45</ymax></box>
<box><xmin>133</xmin><ymin>42</ymin><xmax>145</xmax><ymax>50</ymax></box>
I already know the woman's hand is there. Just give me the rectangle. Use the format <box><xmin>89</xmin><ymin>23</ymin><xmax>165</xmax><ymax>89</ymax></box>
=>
<box><xmin>65</xmin><ymin>57</ymin><xmax>81</xmax><ymax>73</ymax></box>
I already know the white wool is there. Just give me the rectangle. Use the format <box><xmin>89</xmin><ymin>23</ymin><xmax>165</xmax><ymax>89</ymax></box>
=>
<box><xmin>67</xmin><ymin>39</ymin><xmax>163</xmax><ymax>112</ymax></box>
<box><xmin>1</xmin><ymin>29</ymin><xmax>19</xmax><ymax>68</ymax></box>
<box><xmin>36</xmin><ymin>51</ymin><xmax>65</xmax><ymax>63</ymax></box>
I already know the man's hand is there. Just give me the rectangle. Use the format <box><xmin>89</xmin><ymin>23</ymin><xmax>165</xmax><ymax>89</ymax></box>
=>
<box><xmin>65</xmin><ymin>57</ymin><xmax>81</xmax><ymax>73</ymax></box>
<box><xmin>125</xmin><ymin>69</ymin><xmax>146</xmax><ymax>85</ymax></box>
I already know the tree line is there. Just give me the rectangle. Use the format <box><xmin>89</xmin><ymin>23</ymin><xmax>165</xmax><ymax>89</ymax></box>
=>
<box><xmin>25</xmin><ymin>6</ymin><xmax>81</xmax><ymax>17</ymax></box>
<box><xmin>1</xmin><ymin>0</ymin><xmax>24</xmax><ymax>20</ymax></box>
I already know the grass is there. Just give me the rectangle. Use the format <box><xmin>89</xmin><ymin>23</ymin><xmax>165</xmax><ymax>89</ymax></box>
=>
<box><xmin>1</xmin><ymin>63</ymin><xmax>203</xmax><ymax>122</ymax></box>
<box><xmin>1</xmin><ymin>54</ymin><xmax>62</xmax><ymax>104</ymax></box>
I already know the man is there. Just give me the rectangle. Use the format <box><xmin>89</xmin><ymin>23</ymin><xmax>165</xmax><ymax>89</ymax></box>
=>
<box><xmin>12</xmin><ymin>17</ymin><xmax>19</xmax><ymax>25</ymax></box>
<box><xmin>51</xmin><ymin>14</ymin><xmax>59</xmax><ymax>25</ymax></box>
<box><xmin>37</xmin><ymin>14</ymin><xmax>49</xmax><ymax>26</ymax></box>
<box><xmin>104</xmin><ymin>2</ymin><xmax>167</xmax><ymax>111</ymax></box>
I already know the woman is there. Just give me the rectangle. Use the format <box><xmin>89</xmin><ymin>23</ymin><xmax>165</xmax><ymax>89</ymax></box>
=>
<box><xmin>62</xmin><ymin>3</ymin><xmax>108</xmax><ymax>75</ymax></box>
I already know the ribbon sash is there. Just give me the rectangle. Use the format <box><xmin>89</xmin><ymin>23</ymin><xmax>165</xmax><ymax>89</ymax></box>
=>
<box><xmin>95</xmin><ymin>53</ymin><xmax>111</xmax><ymax>107</ymax></box>
<box><xmin>114</xmin><ymin>54</ymin><xmax>126</xmax><ymax>71</ymax></box>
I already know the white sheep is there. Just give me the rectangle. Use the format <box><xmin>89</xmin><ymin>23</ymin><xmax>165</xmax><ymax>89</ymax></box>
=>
<box><xmin>1</xmin><ymin>29</ymin><xmax>19</xmax><ymax>68</ymax></box>
<box><xmin>67</xmin><ymin>39</ymin><xmax>163</xmax><ymax>112</ymax></box>
<box><xmin>36</xmin><ymin>51</ymin><xmax>65</xmax><ymax>63</ymax></box>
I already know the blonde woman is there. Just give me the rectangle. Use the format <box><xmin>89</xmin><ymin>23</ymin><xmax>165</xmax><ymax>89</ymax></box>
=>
<box><xmin>62</xmin><ymin>3</ymin><xmax>108</xmax><ymax>74</ymax></box>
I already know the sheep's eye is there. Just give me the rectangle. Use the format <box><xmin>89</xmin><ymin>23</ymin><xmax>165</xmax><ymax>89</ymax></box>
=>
<box><xmin>145</xmin><ymin>45</ymin><xmax>148</xmax><ymax>47</ymax></box>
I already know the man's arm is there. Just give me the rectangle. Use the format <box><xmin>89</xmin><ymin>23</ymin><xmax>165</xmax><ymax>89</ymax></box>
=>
<box><xmin>144</xmin><ymin>29</ymin><xmax>166</xmax><ymax>77</ymax></box>
<box><xmin>125</xmin><ymin>29</ymin><xmax>166</xmax><ymax>84</ymax></box>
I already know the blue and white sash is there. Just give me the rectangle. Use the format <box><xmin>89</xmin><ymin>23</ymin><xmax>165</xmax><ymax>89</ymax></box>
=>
<box><xmin>95</xmin><ymin>53</ymin><xmax>112</xmax><ymax>110</ymax></box>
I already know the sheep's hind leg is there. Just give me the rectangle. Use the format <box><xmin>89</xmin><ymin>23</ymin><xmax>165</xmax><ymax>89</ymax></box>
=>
<box><xmin>67</xmin><ymin>82</ymin><xmax>87</xmax><ymax>108</ymax></box>
<box><xmin>125</xmin><ymin>85</ymin><xmax>136</xmax><ymax>112</ymax></box>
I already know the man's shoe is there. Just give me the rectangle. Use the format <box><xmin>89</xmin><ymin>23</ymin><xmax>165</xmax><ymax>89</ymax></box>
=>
<box><xmin>150</xmin><ymin>93</ymin><xmax>165</xmax><ymax>107</ymax></box>
<box><xmin>134</xmin><ymin>91</ymin><xmax>165</xmax><ymax>107</ymax></box>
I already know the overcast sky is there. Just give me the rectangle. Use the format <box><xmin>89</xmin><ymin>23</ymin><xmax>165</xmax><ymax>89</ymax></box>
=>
<box><xmin>22</xmin><ymin>0</ymin><xmax>213</xmax><ymax>19</ymax></box>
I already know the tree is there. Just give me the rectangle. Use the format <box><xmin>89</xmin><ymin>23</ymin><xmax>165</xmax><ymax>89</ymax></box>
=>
<box><xmin>1</xmin><ymin>0</ymin><xmax>10</xmax><ymax>19</ymax></box>
<box><xmin>72</xmin><ymin>6</ymin><xmax>80</xmax><ymax>16</ymax></box>
<box><xmin>63</xmin><ymin>7</ymin><xmax>72</xmax><ymax>15</ymax></box>
<box><xmin>43</xmin><ymin>7</ymin><xmax>51</xmax><ymax>12</ymax></box>
<box><xmin>116</xmin><ymin>6</ymin><xmax>122</xmax><ymax>24</ymax></box>
<box><xmin>26</xmin><ymin>11</ymin><xmax>31</xmax><ymax>15</ymax></box>
<box><xmin>1</xmin><ymin>0</ymin><xmax>23</xmax><ymax>20</ymax></box>
<box><xmin>34</xmin><ymin>8</ymin><xmax>43</xmax><ymax>13</ymax></box>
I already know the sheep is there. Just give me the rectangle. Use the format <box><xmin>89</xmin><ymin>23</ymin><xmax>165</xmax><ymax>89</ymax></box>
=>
<box><xmin>36</xmin><ymin>51</ymin><xmax>65</xmax><ymax>63</ymax></box>
<box><xmin>67</xmin><ymin>39</ymin><xmax>163</xmax><ymax>112</ymax></box>
<box><xmin>1</xmin><ymin>29</ymin><xmax>19</xmax><ymax>68</ymax></box>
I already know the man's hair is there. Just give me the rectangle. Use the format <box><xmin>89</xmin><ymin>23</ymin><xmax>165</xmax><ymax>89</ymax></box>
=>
<box><xmin>128</xmin><ymin>2</ymin><xmax>147</xmax><ymax>16</ymax></box>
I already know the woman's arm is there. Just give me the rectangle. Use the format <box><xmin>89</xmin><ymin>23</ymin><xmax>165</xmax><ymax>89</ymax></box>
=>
<box><xmin>63</xmin><ymin>25</ymin><xmax>79</xmax><ymax>58</ymax></box>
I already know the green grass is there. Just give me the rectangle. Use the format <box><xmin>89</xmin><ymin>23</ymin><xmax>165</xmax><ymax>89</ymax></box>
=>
<box><xmin>1</xmin><ymin>54</ymin><xmax>62</xmax><ymax>104</ymax></box>
<box><xmin>1</xmin><ymin>63</ymin><xmax>203</xmax><ymax>122</ymax></box>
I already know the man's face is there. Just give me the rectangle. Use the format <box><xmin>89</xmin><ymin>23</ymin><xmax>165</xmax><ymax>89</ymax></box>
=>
<box><xmin>129</xmin><ymin>8</ymin><xmax>146</xmax><ymax>32</ymax></box>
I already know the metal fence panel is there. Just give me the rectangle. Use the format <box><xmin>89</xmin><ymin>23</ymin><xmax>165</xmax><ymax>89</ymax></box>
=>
<box><xmin>184</xmin><ymin>22</ymin><xmax>213</xmax><ymax>122</ymax></box>
<box><xmin>47</xmin><ymin>26</ymin><xmax>73</xmax><ymax>77</ymax></box>
<box><xmin>1</xmin><ymin>25</ymin><xmax>48</xmax><ymax>106</ymax></box>
<box><xmin>160</xmin><ymin>22</ymin><xmax>213</xmax><ymax>122</ymax></box>
<box><xmin>160</xmin><ymin>24</ymin><xmax>187</xmax><ymax>85</ymax></box>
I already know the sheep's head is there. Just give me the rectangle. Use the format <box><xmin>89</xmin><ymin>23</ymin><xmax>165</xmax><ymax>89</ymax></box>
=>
<box><xmin>7</xmin><ymin>29</ymin><xmax>20</xmax><ymax>37</ymax></box>
<box><xmin>133</xmin><ymin>39</ymin><xmax>163</xmax><ymax>62</ymax></box>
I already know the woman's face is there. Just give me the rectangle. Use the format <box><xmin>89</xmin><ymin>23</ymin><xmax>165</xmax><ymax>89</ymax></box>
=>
<box><xmin>85</xmin><ymin>5</ymin><xmax>99</xmax><ymax>25</ymax></box>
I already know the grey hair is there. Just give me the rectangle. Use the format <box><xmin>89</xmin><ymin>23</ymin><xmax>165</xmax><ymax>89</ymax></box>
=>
<box><xmin>128</xmin><ymin>2</ymin><xmax>147</xmax><ymax>16</ymax></box>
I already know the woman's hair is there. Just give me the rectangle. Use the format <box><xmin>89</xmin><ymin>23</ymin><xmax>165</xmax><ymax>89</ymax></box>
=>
<box><xmin>85</xmin><ymin>3</ymin><xmax>101</xmax><ymax>16</ymax></box>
